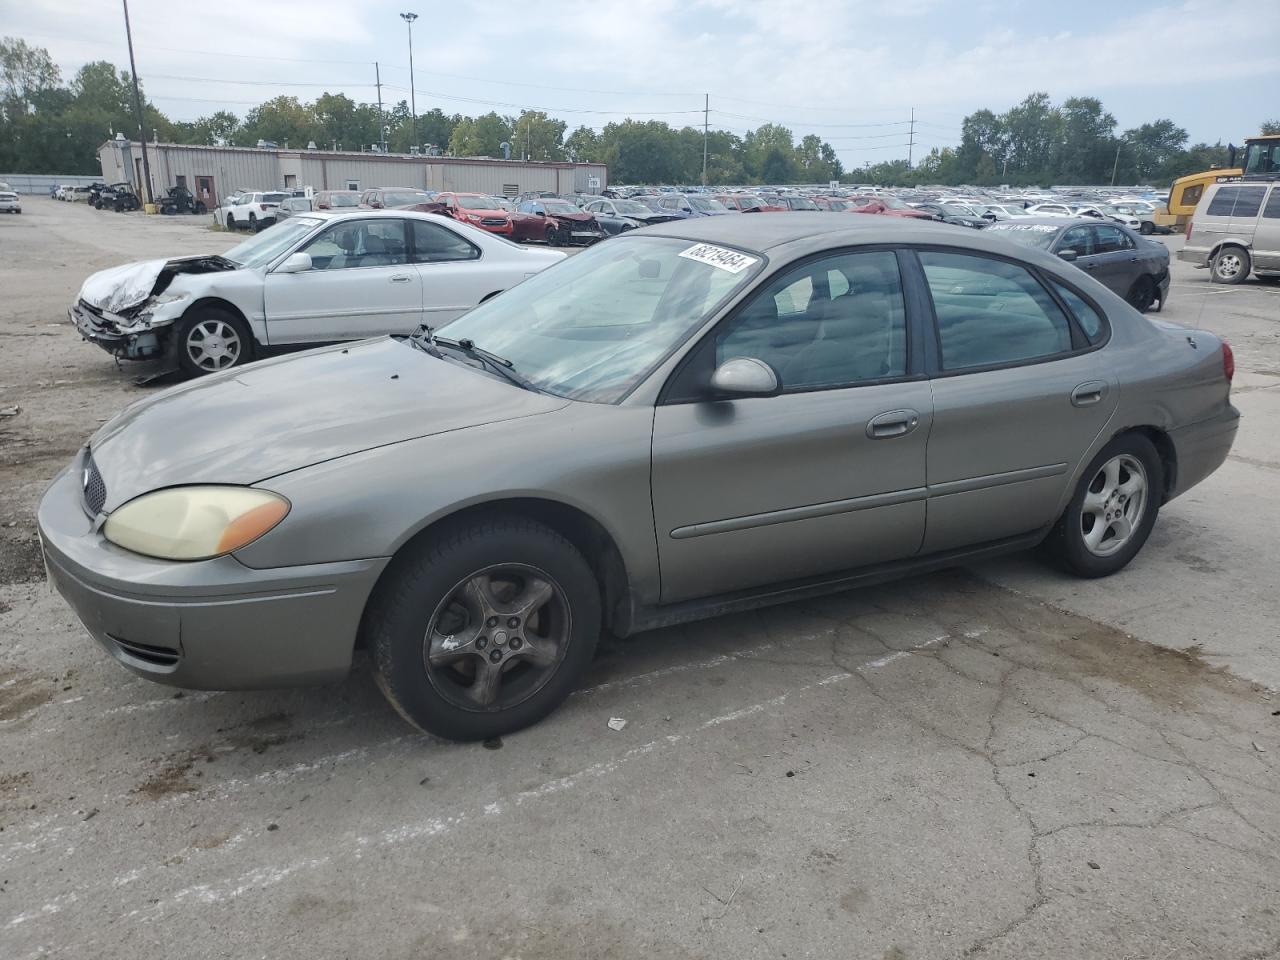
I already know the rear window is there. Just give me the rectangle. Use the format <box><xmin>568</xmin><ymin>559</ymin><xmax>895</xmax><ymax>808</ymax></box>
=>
<box><xmin>920</xmin><ymin>251</ymin><xmax>1073</xmax><ymax>371</ymax></box>
<box><xmin>1263</xmin><ymin>187</ymin><xmax>1280</xmax><ymax>220</ymax></box>
<box><xmin>1206</xmin><ymin>185</ymin><xmax>1267</xmax><ymax>218</ymax></box>
<box><xmin>262</xmin><ymin>193</ymin><xmax>287</xmax><ymax>202</ymax></box>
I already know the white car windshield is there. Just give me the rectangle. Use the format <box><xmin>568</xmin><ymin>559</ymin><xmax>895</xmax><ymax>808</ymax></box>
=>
<box><xmin>437</xmin><ymin>236</ymin><xmax>762</xmax><ymax>403</ymax></box>
<box><xmin>223</xmin><ymin>217</ymin><xmax>322</xmax><ymax>268</ymax></box>
<box><xmin>985</xmin><ymin>223</ymin><xmax>1061</xmax><ymax>250</ymax></box>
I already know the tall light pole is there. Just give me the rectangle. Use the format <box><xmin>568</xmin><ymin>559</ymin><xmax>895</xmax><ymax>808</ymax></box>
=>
<box><xmin>400</xmin><ymin>12</ymin><xmax>418</xmax><ymax>151</ymax></box>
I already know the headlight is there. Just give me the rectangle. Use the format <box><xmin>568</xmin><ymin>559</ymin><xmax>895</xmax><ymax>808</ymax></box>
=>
<box><xmin>103</xmin><ymin>486</ymin><xmax>290</xmax><ymax>561</ymax></box>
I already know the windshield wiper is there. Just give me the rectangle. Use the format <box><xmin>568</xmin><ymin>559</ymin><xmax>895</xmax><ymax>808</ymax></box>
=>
<box><xmin>411</xmin><ymin>324</ymin><xmax>539</xmax><ymax>393</ymax></box>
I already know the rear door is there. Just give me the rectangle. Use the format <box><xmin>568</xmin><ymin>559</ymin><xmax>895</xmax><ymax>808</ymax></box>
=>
<box><xmin>915</xmin><ymin>249</ymin><xmax>1118</xmax><ymax>553</ymax></box>
<box><xmin>263</xmin><ymin>218</ymin><xmax>422</xmax><ymax>342</ymax></box>
<box><xmin>1255</xmin><ymin>186</ymin><xmax>1280</xmax><ymax>271</ymax></box>
<box><xmin>651</xmin><ymin>249</ymin><xmax>932</xmax><ymax>602</ymax></box>
<box><xmin>1085</xmin><ymin>223</ymin><xmax>1140</xmax><ymax>297</ymax></box>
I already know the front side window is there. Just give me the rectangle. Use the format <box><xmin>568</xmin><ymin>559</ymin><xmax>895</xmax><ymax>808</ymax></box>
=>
<box><xmin>226</xmin><ymin>217</ymin><xmax>322</xmax><ymax>269</ymax></box>
<box><xmin>304</xmin><ymin>219</ymin><xmax>410</xmax><ymax>270</ymax></box>
<box><xmin>714</xmin><ymin>250</ymin><xmax>907</xmax><ymax>390</ymax></box>
<box><xmin>920</xmin><ymin>251</ymin><xmax>1073</xmax><ymax>371</ymax></box>
<box><xmin>1059</xmin><ymin>226</ymin><xmax>1095</xmax><ymax>257</ymax></box>
<box><xmin>412</xmin><ymin>220</ymin><xmax>479</xmax><ymax>263</ymax></box>
<box><xmin>439</xmin><ymin>236</ymin><xmax>760</xmax><ymax>403</ymax></box>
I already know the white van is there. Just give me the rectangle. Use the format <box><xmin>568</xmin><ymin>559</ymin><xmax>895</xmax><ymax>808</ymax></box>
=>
<box><xmin>1178</xmin><ymin>179</ymin><xmax>1280</xmax><ymax>283</ymax></box>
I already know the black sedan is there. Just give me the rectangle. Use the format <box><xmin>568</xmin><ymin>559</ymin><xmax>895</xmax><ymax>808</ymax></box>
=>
<box><xmin>985</xmin><ymin>217</ymin><xmax>1170</xmax><ymax>313</ymax></box>
<box><xmin>912</xmin><ymin>202</ymin><xmax>988</xmax><ymax>228</ymax></box>
<box><xmin>583</xmin><ymin>197</ymin><xmax>682</xmax><ymax>234</ymax></box>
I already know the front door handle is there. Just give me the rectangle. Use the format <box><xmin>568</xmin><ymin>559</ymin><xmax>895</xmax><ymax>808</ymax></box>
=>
<box><xmin>1071</xmin><ymin>381</ymin><xmax>1107</xmax><ymax>407</ymax></box>
<box><xmin>866</xmin><ymin>409</ymin><xmax>920</xmax><ymax>439</ymax></box>
<box><xmin>390</xmin><ymin>274</ymin><xmax>412</xmax><ymax>283</ymax></box>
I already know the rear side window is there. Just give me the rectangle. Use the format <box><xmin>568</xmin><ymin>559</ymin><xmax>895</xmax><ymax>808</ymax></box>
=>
<box><xmin>1206</xmin><ymin>185</ymin><xmax>1268</xmax><ymax>218</ymax></box>
<box><xmin>1050</xmin><ymin>279</ymin><xmax>1106</xmax><ymax>343</ymax></box>
<box><xmin>920</xmin><ymin>251</ymin><xmax>1073</xmax><ymax>371</ymax></box>
<box><xmin>1092</xmin><ymin>225</ymin><xmax>1134</xmax><ymax>253</ymax></box>
<box><xmin>411</xmin><ymin>221</ymin><xmax>479</xmax><ymax>263</ymax></box>
<box><xmin>1264</xmin><ymin>187</ymin><xmax>1280</xmax><ymax>220</ymax></box>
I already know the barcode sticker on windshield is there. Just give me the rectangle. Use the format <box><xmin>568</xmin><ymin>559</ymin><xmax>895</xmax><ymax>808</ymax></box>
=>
<box><xmin>679</xmin><ymin>243</ymin><xmax>759</xmax><ymax>274</ymax></box>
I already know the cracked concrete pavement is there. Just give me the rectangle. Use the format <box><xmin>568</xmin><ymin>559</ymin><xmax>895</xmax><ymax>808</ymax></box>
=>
<box><xmin>2</xmin><ymin>200</ymin><xmax>1279</xmax><ymax>959</ymax></box>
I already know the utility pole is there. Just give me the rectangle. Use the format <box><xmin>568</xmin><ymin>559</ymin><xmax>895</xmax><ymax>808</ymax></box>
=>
<box><xmin>121</xmin><ymin>0</ymin><xmax>153</xmax><ymax>205</ymax></box>
<box><xmin>400</xmin><ymin>12</ymin><xmax>418</xmax><ymax>150</ymax></box>
<box><xmin>907</xmin><ymin>107</ymin><xmax>916</xmax><ymax>169</ymax></box>
<box><xmin>702</xmin><ymin>93</ymin><xmax>709</xmax><ymax>186</ymax></box>
<box><xmin>1110</xmin><ymin>141</ymin><xmax>1122</xmax><ymax>186</ymax></box>
<box><xmin>374</xmin><ymin>61</ymin><xmax>385</xmax><ymax>151</ymax></box>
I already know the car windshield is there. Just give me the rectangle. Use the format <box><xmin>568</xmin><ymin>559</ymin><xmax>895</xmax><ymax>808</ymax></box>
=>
<box><xmin>385</xmin><ymin>191</ymin><xmax>432</xmax><ymax>206</ymax></box>
<box><xmin>262</xmin><ymin>193</ymin><xmax>287</xmax><ymax>203</ymax></box>
<box><xmin>689</xmin><ymin>197</ymin><xmax>729</xmax><ymax>212</ymax></box>
<box><xmin>939</xmin><ymin>204</ymin><xmax>973</xmax><ymax>216</ymax></box>
<box><xmin>788</xmin><ymin>197</ymin><xmax>820</xmax><ymax>211</ymax></box>
<box><xmin>222</xmin><ymin>217</ymin><xmax>322</xmax><ymax>268</ymax></box>
<box><xmin>328</xmin><ymin>193</ymin><xmax>361</xmax><ymax>207</ymax></box>
<box><xmin>437</xmin><ymin>236</ymin><xmax>761</xmax><ymax>403</ymax></box>
<box><xmin>543</xmin><ymin>201</ymin><xmax>579</xmax><ymax>214</ymax></box>
<box><xmin>613</xmin><ymin>200</ymin><xmax>652</xmax><ymax>215</ymax></box>
<box><xmin>457</xmin><ymin>195</ymin><xmax>502</xmax><ymax>210</ymax></box>
<box><xmin>984</xmin><ymin>223</ymin><xmax>1061</xmax><ymax>250</ymax></box>
<box><xmin>879</xmin><ymin>196</ymin><xmax>910</xmax><ymax>210</ymax></box>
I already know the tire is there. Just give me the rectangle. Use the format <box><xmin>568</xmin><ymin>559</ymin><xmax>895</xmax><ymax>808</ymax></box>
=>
<box><xmin>1139</xmin><ymin>221</ymin><xmax>1154</xmax><ymax>236</ymax></box>
<box><xmin>173</xmin><ymin>307</ymin><xmax>253</xmax><ymax>377</ymax></box>
<box><xmin>545</xmin><ymin>226</ymin><xmax>560</xmax><ymax>246</ymax></box>
<box><xmin>225</xmin><ymin>214</ymin><xmax>237</xmax><ymax>230</ymax></box>
<box><xmin>366</xmin><ymin>517</ymin><xmax>602</xmax><ymax>741</ymax></box>
<box><xmin>1044</xmin><ymin>433</ymin><xmax>1163</xmax><ymax>578</ymax></box>
<box><xmin>1125</xmin><ymin>276</ymin><xmax>1157</xmax><ymax>313</ymax></box>
<box><xmin>1211</xmin><ymin>246</ymin><xmax>1250</xmax><ymax>285</ymax></box>
<box><xmin>248</xmin><ymin>213</ymin><xmax>259</xmax><ymax>232</ymax></box>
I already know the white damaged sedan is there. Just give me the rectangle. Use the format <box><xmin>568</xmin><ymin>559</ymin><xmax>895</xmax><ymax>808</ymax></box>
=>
<box><xmin>70</xmin><ymin>210</ymin><xmax>565</xmax><ymax>376</ymax></box>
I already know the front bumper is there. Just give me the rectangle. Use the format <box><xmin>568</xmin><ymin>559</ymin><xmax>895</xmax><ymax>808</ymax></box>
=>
<box><xmin>37</xmin><ymin>457</ymin><xmax>388</xmax><ymax>690</ymax></box>
<box><xmin>69</xmin><ymin>300</ymin><xmax>169</xmax><ymax>361</ymax></box>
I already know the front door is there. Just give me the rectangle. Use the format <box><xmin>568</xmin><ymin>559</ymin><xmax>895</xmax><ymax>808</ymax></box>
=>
<box><xmin>263</xmin><ymin>218</ymin><xmax>422</xmax><ymax>343</ymax></box>
<box><xmin>651</xmin><ymin>249</ymin><xmax>931</xmax><ymax>603</ymax></box>
<box><xmin>914</xmin><ymin>249</ymin><xmax>1118</xmax><ymax>554</ymax></box>
<box><xmin>1084</xmin><ymin>223</ymin><xmax>1141</xmax><ymax>297</ymax></box>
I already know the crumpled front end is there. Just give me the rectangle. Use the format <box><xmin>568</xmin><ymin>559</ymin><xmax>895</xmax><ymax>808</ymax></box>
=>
<box><xmin>69</xmin><ymin>293</ymin><xmax>188</xmax><ymax>361</ymax></box>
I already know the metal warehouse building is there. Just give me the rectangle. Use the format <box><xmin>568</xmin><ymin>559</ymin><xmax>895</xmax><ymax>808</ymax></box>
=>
<box><xmin>97</xmin><ymin>139</ymin><xmax>607</xmax><ymax>208</ymax></box>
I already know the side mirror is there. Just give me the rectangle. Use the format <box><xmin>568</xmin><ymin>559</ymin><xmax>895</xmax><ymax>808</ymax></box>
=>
<box><xmin>709</xmin><ymin>358</ymin><xmax>779</xmax><ymax>397</ymax></box>
<box><xmin>1057</xmin><ymin>249</ymin><xmax>1078</xmax><ymax>262</ymax></box>
<box><xmin>276</xmin><ymin>252</ymin><xmax>313</xmax><ymax>273</ymax></box>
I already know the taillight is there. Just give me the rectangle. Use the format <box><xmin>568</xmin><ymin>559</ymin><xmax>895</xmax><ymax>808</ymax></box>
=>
<box><xmin>259</xmin><ymin>204</ymin><xmax>267</xmax><ymax>211</ymax></box>
<box><xmin>1222</xmin><ymin>340</ymin><xmax>1235</xmax><ymax>382</ymax></box>
<box><xmin>1185</xmin><ymin>218</ymin><xmax>1193</xmax><ymax>240</ymax></box>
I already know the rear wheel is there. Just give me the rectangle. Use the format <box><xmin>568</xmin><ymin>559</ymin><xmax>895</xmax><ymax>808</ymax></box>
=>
<box><xmin>174</xmin><ymin>308</ymin><xmax>253</xmax><ymax>377</ymax></box>
<box><xmin>1125</xmin><ymin>276</ymin><xmax>1157</xmax><ymax>313</ymax></box>
<box><xmin>1045</xmin><ymin>434</ymin><xmax>1163</xmax><ymax>578</ymax></box>
<box><xmin>1211</xmin><ymin>246</ymin><xmax>1250</xmax><ymax>284</ymax></box>
<box><xmin>367</xmin><ymin>518</ymin><xmax>601</xmax><ymax>740</ymax></box>
<box><xmin>1139</xmin><ymin>220</ymin><xmax>1154</xmax><ymax>235</ymax></box>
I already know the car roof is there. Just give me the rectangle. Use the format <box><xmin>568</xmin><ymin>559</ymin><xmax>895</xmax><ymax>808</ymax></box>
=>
<box><xmin>641</xmin><ymin>211</ymin><xmax>1027</xmax><ymax>255</ymax></box>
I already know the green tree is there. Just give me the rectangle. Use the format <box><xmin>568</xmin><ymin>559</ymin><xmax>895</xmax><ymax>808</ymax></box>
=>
<box><xmin>1057</xmin><ymin>97</ymin><xmax>1116</xmax><ymax>182</ymax></box>
<box><xmin>1</xmin><ymin>36</ymin><xmax>60</xmax><ymax>110</ymax></box>
<box><xmin>511</xmin><ymin>110</ymin><xmax>566</xmax><ymax>161</ymax></box>
<box><xmin>564</xmin><ymin>125</ymin><xmax>601</xmax><ymax>163</ymax></box>
<box><xmin>1002</xmin><ymin>92</ymin><xmax>1062</xmax><ymax>179</ymax></box>
<box><xmin>239</xmin><ymin>95</ymin><xmax>317</xmax><ymax>148</ymax></box>
<box><xmin>447</xmin><ymin>111</ymin><xmax>513</xmax><ymax>158</ymax></box>
<box><xmin>1261</xmin><ymin>119</ymin><xmax>1280</xmax><ymax>135</ymax></box>
<box><xmin>1122</xmin><ymin>119</ymin><xmax>1189</xmax><ymax>182</ymax></box>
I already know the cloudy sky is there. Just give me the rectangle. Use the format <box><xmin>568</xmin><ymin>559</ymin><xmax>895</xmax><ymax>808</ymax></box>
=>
<box><xmin>13</xmin><ymin>0</ymin><xmax>1280</xmax><ymax>167</ymax></box>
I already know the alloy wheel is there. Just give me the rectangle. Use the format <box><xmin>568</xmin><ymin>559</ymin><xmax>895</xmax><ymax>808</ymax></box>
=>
<box><xmin>1215</xmin><ymin>252</ymin><xmax>1243</xmax><ymax>280</ymax></box>
<box><xmin>1080</xmin><ymin>454</ymin><xmax>1148</xmax><ymax>557</ymax></box>
<box><xmin>185</xmin><ymin>319</ymin><xmax>243</xmax><ymax>372</ymax></box>
<box><xmin>422</xmin><ymin>563</ymin><xmax>569</xmax><ymax>712</ymax></box>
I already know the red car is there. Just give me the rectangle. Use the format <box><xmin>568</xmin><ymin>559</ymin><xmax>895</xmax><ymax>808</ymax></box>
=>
<box><xmin>812</xmin><ymin>196</ymin><xmax>854</xmax><ymax>211</ymax></box>
<box><xmin>511</xmin><ymin>198</ymin><xmax>605</xmax><ymax>245</ymax></box>
<box><xmin>714</xmin><ymin>194</ymin><xmax>785</xmax><ymax>213</ymax></box>
<box><xmin>845</xmin><ymin>195</ymin><xmax>934</xmax><ymax>219</ymax></box>
<box><xmin>433</xmin><ymin>192</ymin><xmax>514</xmax><ymax>235</ymax></box>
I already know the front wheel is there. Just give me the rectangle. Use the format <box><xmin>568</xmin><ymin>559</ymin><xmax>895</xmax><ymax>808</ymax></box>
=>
<box><xmin>1044</xmin><ymin>434</ymin><xmax>1163</xmax><ymax>578</ymax></box>
<box><xmin>225</xmin><ymin>214</ymin><xmax>237</xmax><ymax>230</ymax></box>
<box><xmin>366</xmin><ymin>518</ymin><xmax>601</xmax><ymax>741</ymax></box>
<box><xmin>1211</xmin><ymin>246</ymin><xmax>1250</xmax><ymax>284</ymax></box>
<box><xmin>1139</xmin><ymin>221</ymin><xmax>1154</xmax><ymax>235</ymax></box>
<box><xmin>173</xmin><ymin>308</ymin><xmax>253</xmax><ymax>377</ymax></box>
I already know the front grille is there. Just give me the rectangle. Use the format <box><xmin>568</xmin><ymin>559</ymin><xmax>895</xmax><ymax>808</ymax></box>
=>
<box><xmin>480</xmin><ymin>218</ymin><xmax>507</xmax><ymax>226</ymax></box>
<box><xmin>83</xmin><ymin>454</ymin><xmax>107</xmax><ymax>515</ymax></box>
<box><xmin>107</xmin><ymin>635</ymin><xmax>181</xmax><ymax>667</ymax></box>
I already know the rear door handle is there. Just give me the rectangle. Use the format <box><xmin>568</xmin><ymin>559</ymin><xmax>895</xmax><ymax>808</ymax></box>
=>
<box><xmin>1071</xmin><ymin>381</ymin><xmax>1107</xmax><ymax>407</ymax></box>
<box><xmin>390</xmin><ymin>274</ymin><xmax>412</xmax><ymax>283</ymax></box>
<box><xmin>866</xmin><ymin>409</ymin><xmax>920</xmax><ymax>439</ymax></box>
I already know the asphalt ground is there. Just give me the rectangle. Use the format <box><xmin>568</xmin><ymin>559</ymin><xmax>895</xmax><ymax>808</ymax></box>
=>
<box><xmin>1</xmin><ymin>199</ymin><xmax>1277</xmax><ymax>960</ymax></box>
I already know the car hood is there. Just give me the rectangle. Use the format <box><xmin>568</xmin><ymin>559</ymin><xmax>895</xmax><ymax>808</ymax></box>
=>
<box><xmin>547</xmin><ymin>211</ymin><xmax>594</xmax><ymax>222</ymax></box>
<box><xmin>78</xmin><ymin>255</ymin><xmax>238</xmax><ymax>314</ymax></box>
<box><xmin>88</xmin><ymin>338</ymin><xmax>569</xmax><ymax>510</ymax></box>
